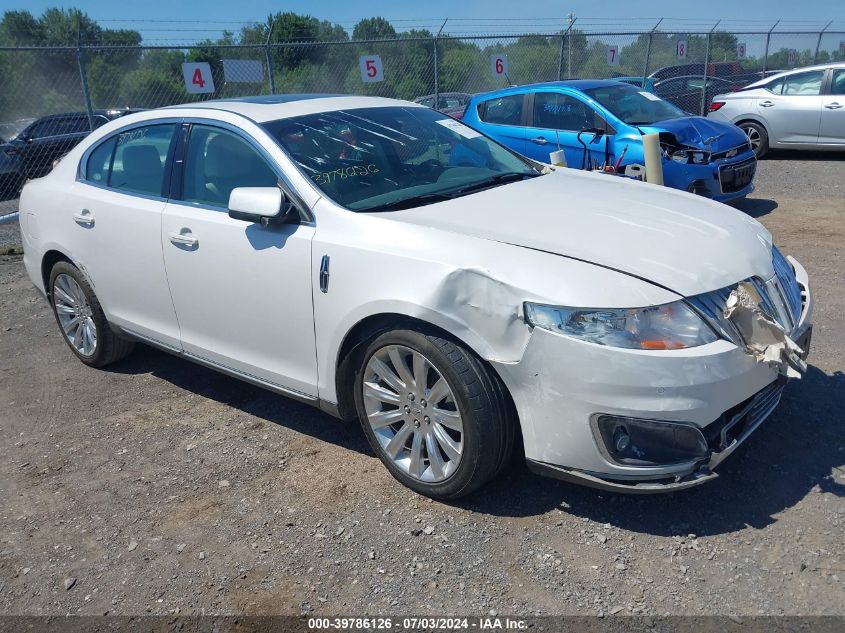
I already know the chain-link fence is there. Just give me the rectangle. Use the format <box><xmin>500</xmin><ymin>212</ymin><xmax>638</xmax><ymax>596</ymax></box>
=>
<box><xmin>2</xmin><ymin>24</ymin><xmax>844</xmax><ymax>216</ymax></box>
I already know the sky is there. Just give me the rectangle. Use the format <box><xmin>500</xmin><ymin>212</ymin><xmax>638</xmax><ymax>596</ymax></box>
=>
<box><xmin>2</xmin><ymin>0</ymin><xmax>843</xmax><ymax>41</ymax></box>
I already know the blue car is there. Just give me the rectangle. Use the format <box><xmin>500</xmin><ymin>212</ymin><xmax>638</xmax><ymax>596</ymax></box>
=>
<box><xmin>462</xmin><ymin>81</ymin><xmax>756</xmax><ymax>202</ymax></box>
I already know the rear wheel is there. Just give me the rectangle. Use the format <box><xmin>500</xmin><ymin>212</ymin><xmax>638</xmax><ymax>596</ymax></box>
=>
<box><xmin>49</xmin><ymin>261</ymin><xmax>134</xmax><ymax>367</ymax></box>
<box><xmin>740</xmin><ymin>121</ymin><xmax>769</xmax><ymax>158</ymax></box>
<box><xmin>353</xmin><ymin>328</ymin><xmax>515</xmax><ymax>499</ymax></box>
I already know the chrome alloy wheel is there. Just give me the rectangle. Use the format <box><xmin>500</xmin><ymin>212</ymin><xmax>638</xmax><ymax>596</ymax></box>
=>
<box><xmin>743</xmin><ymin>125</ymin><xmax>761</xmax><ymax>151</ymax></box>
<box><xmin>363</xmin><ymin>345</ymin><xmax>463</xmax><ymax>483</ymax></box>
<box><xmin>52</xmin><ymin>273</ymin><xmax>97</xmax><ymax>356</ymax></box>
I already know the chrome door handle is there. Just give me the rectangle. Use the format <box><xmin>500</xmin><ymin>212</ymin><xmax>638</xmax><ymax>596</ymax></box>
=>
<box><xmin>73</xmin><ymin>210</ymin><xmax>94</xmax><ymax>226</ymax></box>
<box><xmin>824</xmin><ymin>102</ymin><xmax>843</xmax><ymax>109</ymax></box>
<box><xmin>531</xmin><ymin>137</ymin><xmax>549</xmax><ymax>145</ymax></box>
<box><xmin>759</xmin><ymin>101</ymin><xmax>775</xmax><ymax>107</ymax></box>
<box><xmin>169</xmin><ymin>231</ymin><xmax>198</xmax><ymax>247</ymax></box>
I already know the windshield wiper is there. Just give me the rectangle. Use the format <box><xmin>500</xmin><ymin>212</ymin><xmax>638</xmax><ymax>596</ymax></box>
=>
<box><xmin>361</xmin><ymin>191</ymin><xmax>457</xmax><ymax>213</ymax></box>
<box><xmin>450</xmin><ymin>171</ymin><xmax>539</xmax><ymax>196</ymax></box>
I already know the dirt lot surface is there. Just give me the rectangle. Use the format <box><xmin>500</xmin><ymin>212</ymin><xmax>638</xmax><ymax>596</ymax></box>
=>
<box><xmin>1</xmin><ymin>153</ymin><xmax>844</xmax><ymax>618</ymax></box>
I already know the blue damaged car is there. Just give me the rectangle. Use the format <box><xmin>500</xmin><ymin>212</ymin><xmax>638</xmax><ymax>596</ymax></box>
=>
<box><xmin>462</xmin><ymin>80</ymin><xmax>756</xmax><ymax>202</ymax></box>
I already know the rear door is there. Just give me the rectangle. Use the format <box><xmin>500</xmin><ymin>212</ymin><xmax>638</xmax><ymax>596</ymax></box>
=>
<box><xmin>469</xmin><ymin>94</ymin><xmax>528</xmax><ymax>156</ymax></box>
<box><xmin>758</xmin><ymin>69</ymin><xmax>825</xmax><ymax>144</ymax></box>
<box><xmin>524</xmin><ymin>91</ymin><xmax>609</xmax><ymax>168</ymax></box>
<box><xmin>819</xmin><ymin>68</ymin><xmax>845</xmax><ymax>144</ymax></box>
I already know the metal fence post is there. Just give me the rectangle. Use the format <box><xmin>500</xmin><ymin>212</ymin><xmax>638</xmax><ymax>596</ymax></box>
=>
<box><xmin>643</xmin><ymin>19</ymin><xmax>663</xmax><ymax>86</ymax></box>
<box><xmin>763</xmin><ymin>20</ymin><xmax>779</xmax><ymax>73</ymax></box>
<box><xmin>264</xmin><ymin>18</ymin><xmax>276</xmax><ymax>94</ymax></box>
<box><xmin>567</xmin><ymin>17</ymin><xmax>577</xmax><ymax>79</ymax></box>
<box><xmin>814</xmin><ymin>21</ymin><xmax>833</xmax><ymax>63</ymax></box>
<box><xmin>557</xmin><ymin>31</ymin><xmax>565</xmax><ymax>80</ymax></box>
<box><xmin>700</xmin><ymin>21</ymin><xmax>720</xmax><ymax>116</ymax></box>
<box><xmin>433</xmin><ymin>19</ymin><xmax>447</xmax><ymax>107</ymax></box>
<box><xmin>76</xmin><ymin>31</ymin><xmax>94</xmax><ymax>130</ymax></box>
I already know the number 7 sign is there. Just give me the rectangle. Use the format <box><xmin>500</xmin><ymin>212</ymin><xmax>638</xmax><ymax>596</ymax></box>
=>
<box><xmin>359</xmin><ymin>55</ymin><xmax>384</xmax><ymax>83</ymax></box>
<box><xmin>607</xmin><ymin>46</ymin><xmax>619</xmax><ymax>66</ymax></box>
<box><xmin>181</xmin><ymin>62</ymin><xmax>215</xmax><ymax>94</ymax></box>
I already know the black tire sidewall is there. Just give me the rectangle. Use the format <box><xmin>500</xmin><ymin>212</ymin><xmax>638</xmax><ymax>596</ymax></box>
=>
<box><xmin>48</xmin><ymin>261</ymin><xmax>112</xmax><ymax>367</ymax></box>
<box><xmin>353</xmin><ymin>329</ymin><xmax>492</xmax><ymax>500</ymax></box>
<box><xmin>744</xmin><ymin>122</ymin><xmax>769</xmax><ymax>158</ymax></box>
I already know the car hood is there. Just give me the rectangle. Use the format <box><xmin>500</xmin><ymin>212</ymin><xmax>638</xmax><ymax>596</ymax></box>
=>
<box><xmin>373</xmin><ymin>170</ymin><xmax>774</xmax><ymax>298</ymax></box>
<box><xmin>639</xmin><ymin>116</ymin><xmax>749</xmax><ymax>151</ymax></box>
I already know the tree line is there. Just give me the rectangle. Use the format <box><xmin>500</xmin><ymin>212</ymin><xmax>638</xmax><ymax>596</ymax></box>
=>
<box><xmin>1</xmin><ymin>8</ymin><xmax>842</xmax><ymax>122</ymax></box>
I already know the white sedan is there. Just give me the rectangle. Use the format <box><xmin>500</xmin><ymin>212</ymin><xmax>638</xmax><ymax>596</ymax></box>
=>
<box><xmin>19</xmin><ymin>95</ymin><xmax>813</xmax><ymax>498</ymax></box>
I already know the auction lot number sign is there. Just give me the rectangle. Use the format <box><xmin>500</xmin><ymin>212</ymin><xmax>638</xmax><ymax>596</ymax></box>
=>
<box><xmin>490</xmin><ymin>54</ymin><xmax>509</xmax><ymax>78</ymax></box>
<box><xmin>181</xmin><ymin>62</ymin><xmax>215</xmax><ymax>94</ymax></box>
<box><xmin>606</xmin><ymin>46</ymin><xmax>619</xmax><ymax>66</ymax></box>
<box><xmin>359</xmin><ymin>55</ymin><xmax>384</xmax><ymax>82</ymax></box>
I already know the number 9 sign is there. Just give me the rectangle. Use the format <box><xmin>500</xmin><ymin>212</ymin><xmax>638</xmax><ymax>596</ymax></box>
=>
<box><xmin>490</xmin><ymin>54</ymin><xmax>508</xmax><ymax>78</ymax></box>
<box><xmin>359</xmin><ymin>55</ymin><xmax>384</xmax><ymax>83</ymax></box>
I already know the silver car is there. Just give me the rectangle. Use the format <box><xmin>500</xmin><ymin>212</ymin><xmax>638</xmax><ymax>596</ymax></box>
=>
<box><xmin>707</xmin><ymin>62</ymin><xmax>845</xmax><ymax>157</ymax></box>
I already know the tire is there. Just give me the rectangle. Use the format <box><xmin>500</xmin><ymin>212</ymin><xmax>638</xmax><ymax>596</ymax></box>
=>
<box><xmin>353</xmin><ymin>328</ymin><xmax>515</xmax><ymax>499</ymax></box>
<box><xmin>740</xmin><ymin>121</ymin><xmax>769</xmax><ymax>158</ymax></box>
<box><xmin>48</xmin><ymin>261</ymin><xmax>135</xmax><ymax>367</ymax></box>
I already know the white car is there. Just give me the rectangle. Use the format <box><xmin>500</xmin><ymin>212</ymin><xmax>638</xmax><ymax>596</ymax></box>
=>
<box><xmin>708</xmin><ymin>62</ymin><xmax>845</xmax><ymax>157</ymax></box>
<box><xmin>19</xmin><ymin>95</ymin><xmax>813</xmax><ymax>498</ymax></box>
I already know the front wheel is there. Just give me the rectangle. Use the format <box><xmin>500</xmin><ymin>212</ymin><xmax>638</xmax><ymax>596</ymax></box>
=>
<box><xmin>740</xmin><ymin>121</ymin><xmax>769</xmax><ymax>158</ymax></box>
<box><xmin>353</xmin><ymin>329</ymin><xmax>515</xmax><ymax>499</ymax></box>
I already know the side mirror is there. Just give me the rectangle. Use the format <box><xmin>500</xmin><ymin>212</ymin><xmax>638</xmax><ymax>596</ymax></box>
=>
<box><xmin>228</xmin><ymin>186</ymin><xmax>298</xmax><ymax>226</ymax></box>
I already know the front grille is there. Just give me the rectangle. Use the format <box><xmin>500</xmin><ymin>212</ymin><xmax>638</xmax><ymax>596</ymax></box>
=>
<box><xmin>711</xmin><ymin>142</ymin><xmax>752</xmax><ymax>161</ymax></box>
<box><xmin>718</xmin><ymin>157</ymin><xmax>756</xmax><ymax>193</ymax></box>
<box><xmin>702</xmin><ymin>377</ymin><xmax>786</xmax><ymax>451</ymax></box>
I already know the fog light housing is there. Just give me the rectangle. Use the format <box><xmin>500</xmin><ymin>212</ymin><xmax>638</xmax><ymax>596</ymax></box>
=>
<box><xmin>592</xmin><ymin>414</ymin><xmax>709</xmax><ymax>467</ymax></box>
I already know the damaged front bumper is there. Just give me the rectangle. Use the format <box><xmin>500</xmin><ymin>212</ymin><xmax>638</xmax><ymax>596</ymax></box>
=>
<box><xmin>498</xmin><ymin>256</ymin><xmax>813</xmax><ymax>494</ymax></box>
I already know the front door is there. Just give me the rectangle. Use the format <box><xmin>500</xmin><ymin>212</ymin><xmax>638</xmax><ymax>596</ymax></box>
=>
<box><xmin>820</xmin><ymin>68</ymin><xmax>845</xmax><ymax>144</ymax></box>
<box><xmin>161</xmin><ymin>123</ymin><xmax>318</xmax><ymax>397</ymax></box>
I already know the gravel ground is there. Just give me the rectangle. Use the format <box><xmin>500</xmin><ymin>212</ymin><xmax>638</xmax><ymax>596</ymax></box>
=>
<box><xmin>0</xmin><ymin>155</ymin><xmax>843</xmax><ymax>618</ymax></box>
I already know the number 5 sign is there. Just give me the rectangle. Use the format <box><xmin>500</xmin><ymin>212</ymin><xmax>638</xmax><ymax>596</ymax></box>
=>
<box><xmin>676</xmin><ymin>40</ymin><xmax>688</xmax><ymax>59</ymax></box>
<box><xmin>490</xmin><ymin>54</ymin><xmax>508</xmax><ymax>78</ymax></box>
<box><xmin>607</xmin><ymin>46</ymin><xmax>619</xmax><ymax>66</ymax></box>
<box><xmin>181</xmin><ymin>62</ymin><xmax>215</xmax><ymax>94</ymax></box>
<box><xmin>359</xmin><ymin>55</ymin><xmax>384</xmax><ymax>83</ymax></box>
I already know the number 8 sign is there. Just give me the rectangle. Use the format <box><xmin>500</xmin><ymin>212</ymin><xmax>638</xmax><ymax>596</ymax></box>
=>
<box><xmin>676</xmin><ymin>40</ymin><xmax>687</xmax><ymax>59</ymax></box>
<box><xmin>359</xmin><ymin>55</ymin><xmax>384</xmax><ymax>83</ymax></box>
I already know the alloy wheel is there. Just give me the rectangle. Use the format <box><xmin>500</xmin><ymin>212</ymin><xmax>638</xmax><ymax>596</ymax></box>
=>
<box><xmin>53</xmin><ymin>273</ymin><xmax>97</xmax><ymax>356</ymax></box>
<box><xmin>363</xmin><ymin>344</ymin><xmax>463</xmax><ymax>483</ymax></box>
<box><xmin>743</xmin><ymin>126</ymin><xmax>761</xmax><ymax>151</ymax></box>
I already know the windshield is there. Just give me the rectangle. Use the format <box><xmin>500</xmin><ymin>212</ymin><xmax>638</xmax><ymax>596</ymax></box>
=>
<box><xmin>583</xmin><ymin>84</ymin><xmax>686</xmax><ymax>125</ymax></box>
<box><xmin>262</xmin><ymin>106</ymin><xmax>539</xmax><ymax>212</ymax></box>
<box><xmin>0</xmin><ymin>119</ymin><xmax>33</xmax><ymax>143</ymax></box>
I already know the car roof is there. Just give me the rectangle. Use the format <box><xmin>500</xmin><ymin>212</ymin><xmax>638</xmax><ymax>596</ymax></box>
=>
<box><xmin>470</xmin><ymin>80</ymin><xmax>629</xmax><ymax>101</ymax></box>
<box><xmin>164</xmin><ymin>94</ymin><xmax>421</xmax><ymax>122</ymax></box>
<box><xmin>743</xmin><ymin>62</ymin><xmax>845</xmax><ymax>89</ymax></box>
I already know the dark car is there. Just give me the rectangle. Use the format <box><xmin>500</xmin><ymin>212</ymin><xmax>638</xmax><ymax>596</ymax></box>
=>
<box><xmin>413</xmin><ymin>92</ymin><xmax>472</xmax><ymax>118</ymax></box>
<box><xmin>0</xmin><ymin>109</ymin><xmax>139</xmax><ymax>198</ymax></box>
<box><xmin>653</xmin><ymin>75</ymin><xmax>743</xmax><ymax>114</ymax></box>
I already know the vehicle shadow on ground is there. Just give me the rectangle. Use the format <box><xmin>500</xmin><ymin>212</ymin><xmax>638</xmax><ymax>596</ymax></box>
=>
<box><xmin>729</xmin><ymin>197</ymin><xmax>777</xmax><ymax>218</ymax></box>
<box><xmin>460</xmin><ymin>364</ymin><xmax>845</xmax><ymax>536</ymax></box>
<box><xmin>110</xmin><ymin>348</ymin><xmax>844</xmax><ymax>537</ymax></box>
<box><xmin>108</xmin><ymin>344</ymin><xmax>371</xmax><ymax>456</ymax></box>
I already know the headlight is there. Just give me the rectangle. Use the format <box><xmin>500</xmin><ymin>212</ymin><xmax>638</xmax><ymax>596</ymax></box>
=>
<box><xmin>665</xmin><ymin>148</ymin><xmax>711</xmax><ymax>164</ymax></box>
<box><xmin>524</xmin><ymin>300</ymin><xmax>718</xmax><ymax>350</ymax></box>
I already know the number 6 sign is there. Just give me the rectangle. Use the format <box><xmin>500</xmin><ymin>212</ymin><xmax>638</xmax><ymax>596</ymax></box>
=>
<box><xmin>359</xmin><ymin>55</ymin><xmax>384</xmax><ymax>83</ymax></box>
<box><xmin>181</xmin><ymin>62</ymin><xmax>215</xmax><ymax>94</ymax></box>
<box><xmin>490</xmin><ymin>54</ymin><xmax>508</xmax><ymax>78</ymax></box>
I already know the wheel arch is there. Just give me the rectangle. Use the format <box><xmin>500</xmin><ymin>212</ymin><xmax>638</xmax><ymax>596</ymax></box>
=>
<box><xmin>333</xmin><ymin>313</ymin><xmax>520</xmax><ymax>436</ymax></box>
<box><xmin>41</xmin><ymin>249</ymin><xmax>74</xmax><ymax>295</ymax></box>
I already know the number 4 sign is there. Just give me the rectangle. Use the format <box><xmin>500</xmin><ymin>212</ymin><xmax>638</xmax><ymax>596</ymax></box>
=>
<box><xmin>359</xmin><ymin>55</ymin><xmax>384</xmax><ymax>83</ymax></box>
<box><xmin>607</xmin><ymin>46</ymin><xmax>619</xmax><ymax>66</ymax></box>
<box><xmin>181</xmin><ymin>62</ymin><xmax>215</xmax><ymax>94</ymax></box>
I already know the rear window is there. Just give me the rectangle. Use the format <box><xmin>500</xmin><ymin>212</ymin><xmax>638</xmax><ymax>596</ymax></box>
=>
<box><xmin>477</xmin><ymin>95</ymin><xmax>524</xmax><ymax>125</ymax></box>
